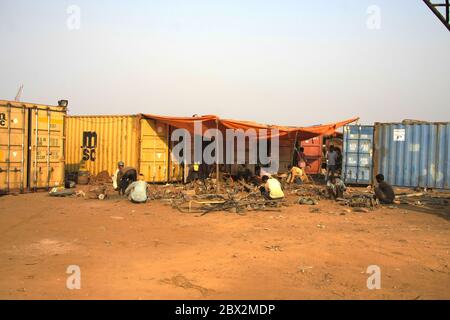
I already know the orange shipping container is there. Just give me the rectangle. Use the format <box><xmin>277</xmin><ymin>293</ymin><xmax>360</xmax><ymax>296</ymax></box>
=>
<box><xmin>301</xmin><ymin>136</ymin><xmax>323</xmax><ymax>174</ymax></box>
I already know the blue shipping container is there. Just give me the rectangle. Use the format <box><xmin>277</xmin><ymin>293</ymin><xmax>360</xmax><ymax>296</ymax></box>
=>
<box><xmin>342</xmin><ymin>125</ymin><xmax>374</xmax><ymax>185</ymax></box>
<box><xmin>374</xmin><ymin>122</ymin><xmax>450</xmax><ymax>190</ymax></box>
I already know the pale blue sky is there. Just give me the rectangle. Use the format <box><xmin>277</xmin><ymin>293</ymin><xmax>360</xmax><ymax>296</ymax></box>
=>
<box><xmin>0</xmin><ymin>0</ymin><xmax>449</xmax><ymax>125</ymax></box>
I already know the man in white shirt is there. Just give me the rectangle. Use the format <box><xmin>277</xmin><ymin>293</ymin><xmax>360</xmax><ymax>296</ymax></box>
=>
<box><xmin>112</xmin><ymin>161</ymin><xmax>124</xmax><ymax>190</ymax></box>
<box><xmin>327</xmin><ymin>146</ymin><xmax>338</xmax><ymax>179</ymax></box>
<box><xmin>124</xmin><ymin>174</ymin><xmax>148</xmax><ymax>204</ymax></box>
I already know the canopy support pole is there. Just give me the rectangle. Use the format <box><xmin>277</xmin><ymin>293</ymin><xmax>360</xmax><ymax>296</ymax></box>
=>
<box><xmin>216</xmin><ymin>119</ymin><xmax>220</xmax><ymax>193</ymax></box>
<box><xmin>291</xmin><ymin>131</ymin><xmax>299</xmax><ymax>167</ymax></box>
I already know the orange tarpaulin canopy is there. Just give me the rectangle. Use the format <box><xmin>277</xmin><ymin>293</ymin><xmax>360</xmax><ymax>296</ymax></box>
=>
<box><xmin>139</xmin><ymin>114</ymin><xmax>219</xmax><ymax>134</ymax></box>
<box><xmin>219</xmin><ymin>117</ymin><xmax>359</xmax><ymax>140</ymax></box>
<box><xmin>139</xmin><ymin>114</ymin><xmax>359</xmax><ymax>141</ymax></box>
<box><xmin>290</xmin><ymin>117</ymin><xmax>359</xmax><ymax>141</ymax></box>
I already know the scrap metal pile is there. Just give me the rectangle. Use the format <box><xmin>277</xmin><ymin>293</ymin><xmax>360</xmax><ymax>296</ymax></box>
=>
<box><xmin>170</xmin><ymin>192</ymin><xmax>289</xmax><ymax>215</ymax></box>
<box><xmin>147</xmin><ymin>178</ymin><xmax>289</xmax><ymax>215</ymax></box>
<box><xmin>395</xmin><ymin>191</ymin><xmax>450</xmax><ymax>208</ymax></box>
<box><xmin>83</xmin><ymin>171</ymin><xmax>117</xmax><ymax>200</ymax></box>
<box><xmin>50</xmin><ymin>171</ymin><xmax>118</xmax><ymax>199</ymax></box>
<box><xmin>54</xmin><ymin>170</ymin><xmax>449</xmax><ymax>216</ymax></box>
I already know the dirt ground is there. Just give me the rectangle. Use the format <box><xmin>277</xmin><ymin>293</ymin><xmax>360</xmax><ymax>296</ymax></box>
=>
<box><xmin>0</xmin><ymin>191</ymin><xmax>449</xmax><ymax>300</ymax></box>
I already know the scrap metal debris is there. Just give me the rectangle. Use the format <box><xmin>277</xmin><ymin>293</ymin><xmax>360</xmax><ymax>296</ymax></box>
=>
<box><xmin>171</xmin><ymin>191</ymin><xmax>288</xmax><ymax>215</ymax></box>
<box><xmin>298</xmin><ymin>197</ymin><xmax>319</xmax><ymax>205</ymax></box>
<box><xmin>48</xmin><ymin>187</ymin><xmax>75</xmax><ymax>197</ymax></box>
<box><xmin>337</xmin><ymin>193</ymin><xmax>379</xmax><ymax>209</ymax></box>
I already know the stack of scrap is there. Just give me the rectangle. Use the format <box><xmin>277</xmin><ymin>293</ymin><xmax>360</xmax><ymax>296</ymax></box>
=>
<box><xmin>290</xmin><ymin>184</ymin><xmax>327</xmax><ymax>198</ymax></box>
<box><xmin>85</xmin><ymin>171</ymin><xmax>116</xmax><ymax>200</ymax></box>
<box><xmin>148</xmin><ymin>185</ymin><xmax>185</xmax><ymax>201</ymax></box>
<box><xmin>171</xmin><ymin>192</ymin><xmax>289</xmax><ymax>215</ymax></box>
<box><xmin>90</xmin><ymin>171</ymin><xmax>112</xmax><ymax>184</ymax></box>
<box><xmin>396</xmin><ymin>192</ymin><xmax>450</xmax><ymax>208</ymax></box>
<box><xmin>337</xmin><ymin>193</ymin><xmax>379</xmax><ymax>209</ymax></box>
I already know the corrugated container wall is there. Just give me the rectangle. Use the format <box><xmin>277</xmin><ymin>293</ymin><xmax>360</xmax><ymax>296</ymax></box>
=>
<box><xmin>65</xmin><ymin>116</ymin><xmax>178</xmax><ymax>183</ymax></box>
<box><xmin>374</xmin><ymin>122</ymin><xmax>450</xmax><ymax>189</ymax></box>
<box><xmin>0</xmin><ymin>100</ymin><xmax>66</xmax><ymax>194</ymax></box>
<box><xmin>342</xmin><ymin>125</ymin><xmax>374</xmax><ymax>185</ymax></box>
<box><xmin>301</xmin><ymin>136</ymin><xmax>323</xmax><ymax>174</ymax></box>
<box><xmin>65</xmin><ymin>116</ymin><xmax>140</xmax><ymax>178</ymax></box>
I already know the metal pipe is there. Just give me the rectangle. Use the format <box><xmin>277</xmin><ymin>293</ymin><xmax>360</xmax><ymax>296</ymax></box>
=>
<box><xmin>20</xmin><ymin>106</ymin><xmax>25</xmax><ymax>193</ymax></box>
<box><xmin>153</xmin><ymin>120</ymin><xmax>156</xmax><ymax>183</ymax></box>
<box><xmin>423</xmin><ymin>0</ymin><xmax>450</xmax><ymax>31</ymax></box>
<box><xmin>164</xmin><ymin>124</ymin><xmax>169</xmax><ymax>182</ymax></box>
<box><xmin>62</xmin><ymin>114</ymin><xmax>66</xmax><ymax>188</ymax></box>
<box><xmin>47</xmin><ymin>109</ymin><xmax>51</xmax><ymax>190</ymax></box>
<box><xmin>447</xmin><ymin>0</ymin><xmax>450</xmax><ymax>23</ymax></box>
<box><xmin>216</xmin><ymin>119</ymin><xmax>220</xmax><ymax>193</ymax></box>
<box><xmin>34</xmin><ymin>108</ymin><xmax>38</xmax><ymax>192</ymax></box>
<box><xmin>6</xmin><ymin>104</ymin><xmax>11</xmax><ymax>193</ymax></box>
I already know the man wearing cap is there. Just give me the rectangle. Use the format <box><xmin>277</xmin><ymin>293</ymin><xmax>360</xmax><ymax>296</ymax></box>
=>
<box><xmin>112</xmin><ymin>161</ymin><xmax>124</xmax><ymax>191</ymax></box>
<box><xmin>113</xmin><ymin>161</ymin><xmax>138</xmax><ymax>195</ymax></box>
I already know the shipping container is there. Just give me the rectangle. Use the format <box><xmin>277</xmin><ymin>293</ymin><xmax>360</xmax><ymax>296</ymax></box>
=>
<box><xmin>342</xmin><ymin>125</ymin><xmax>374</xmax><ymax>185</ymax></box>
<box><xmin>0</xmin><ymin>100</ymin><xmax>66</xmax><ymax>194</ymax></box>
<box><xmin>373</xmin><ymin>122</ymin><xmax>450</xmax><ymax>190</ymax></box>
<box><xmin>65</xmin><ymin>115</ymin><xmax>179</xmax><ymax>183</ymax></box>
<box><xmin>301</xmin><ymin>136</ymin><xmax>323</xmax><ymax>174</ymax></box>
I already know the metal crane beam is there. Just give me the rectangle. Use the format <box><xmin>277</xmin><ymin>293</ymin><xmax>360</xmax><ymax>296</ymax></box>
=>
<box><xmin>423</xmin><ymin>0</ymin><xmax>450</xmax><ymax>31</ymax></box>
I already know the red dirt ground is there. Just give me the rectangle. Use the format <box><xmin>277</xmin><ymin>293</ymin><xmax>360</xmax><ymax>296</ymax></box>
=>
<box><xmin>0</xmin><ymin>192</ymin><xmax>449</xmax><ymax>300</ymax></box>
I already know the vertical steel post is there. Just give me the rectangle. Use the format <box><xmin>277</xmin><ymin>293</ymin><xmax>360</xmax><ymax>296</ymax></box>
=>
<box><xmin>6</xmin><ymin>104</ymin><xmax>11</xmax><ymax>193</ymax></box>
<box><xmin>447</xmin><ymin>0</ymin><xmax>450</xmax><ymax>23</ymax></box>
<box><xmin>164</xmin><ymin>124</ymin><xmax>169</xmax><ymax>182</ymax></box>
<box><xmin>47</xmin><ymin>109</ymin><xmax>51</xmax><ymax>190</ymax></box>
<box><xmin>34</xmin><ymin>108</ymin><xmax>38</xmax><ymax>192</ymax></box>
<box><xmin>153</xmin><ymin>120</ymin><xmax>156</xmax><ymax>183</ymax></box>
<box><xmin>216</xmin><ymin>119</ymin><xmax>220</xmax><ymax>193</ymax></box>
<box><xmin>21</xmin><ymin>106</ymin><xmax>25</xmax><ymax>193</ymax></box>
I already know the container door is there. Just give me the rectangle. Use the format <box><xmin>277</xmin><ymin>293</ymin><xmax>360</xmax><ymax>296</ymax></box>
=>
<box><xmin>0</xmin><ymin>104</ymin><xmax>27</xmax><ymax>193</ymax></box>
<box><xmin>140</xmin><ymin>119</ymin><xmax>169</xmax><ymax>183</ymax></box>
<box><xmin>168</xmin><ymin>132</ymin><xmax>184</xmax><ymax>182</ymax></box>
<box><xmin>342</xmin><ymin>125</ymin><xmax>374</xmax><ymax>185</ymax></box>
<box><xmin>278</xmin><ymin>137</ymin><xmax>294</xmax><ymax>173</ymax></box>
<box><xmin>301</xmin><ymin>136</ymin><xmax>323</xmax><ymax>174</ymax></box>
<box><xmin>29</xmin><ymin>108</ymin><xmax>65</xmax><ymax>190</ymax></box>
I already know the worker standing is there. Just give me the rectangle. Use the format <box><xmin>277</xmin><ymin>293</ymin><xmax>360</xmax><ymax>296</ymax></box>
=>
<box><xmin>296</xmin><ymin>147</ymin><xmax>308</xmax><ymax>170</ymax></box>
<box><xmin>326</xmin><ymin>146</ymin><xmax>338</xmax><ymax>179</ymax></box>
<box><xmin>112</xmin><ymin>161</ymin><xmax>124</xmax><ymax>191</ymax></box>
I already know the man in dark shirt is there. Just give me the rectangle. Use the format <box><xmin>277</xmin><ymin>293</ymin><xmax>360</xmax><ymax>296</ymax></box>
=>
<box><xmin>374</xmin><ymin>174</ymin><xmax>395</xmax><ymax>204</ymax></box>
<box><xmin>118</xmin><ymin>165</ymin><xmax>138</xmax><ymax>195</ymax></box>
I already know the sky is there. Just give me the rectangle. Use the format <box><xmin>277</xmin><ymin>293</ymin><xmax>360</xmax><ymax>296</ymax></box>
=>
<box><xmin>0</xmin><ymin>0</ymin><xmax>449</xmax><ymax>126</ymax></box>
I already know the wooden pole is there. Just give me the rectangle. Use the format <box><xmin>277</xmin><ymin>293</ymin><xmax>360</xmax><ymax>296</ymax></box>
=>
<box><xmin>291</xmin><ymin>131</ymin><xmax>299</xmax><ymax>167</ymax></box>
<box><xmin>216</xmin><ymin>119</ymin><xmax>220</xmax><ymax>193</ymax></box>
